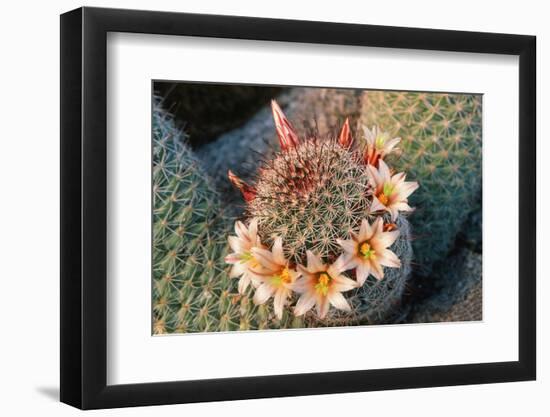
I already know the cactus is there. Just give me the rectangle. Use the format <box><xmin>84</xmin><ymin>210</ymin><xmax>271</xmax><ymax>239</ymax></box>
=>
<box><xmin>152</xmin><ymin>103</ymin><xmax>232</xmax><ymax>333</ymax></box>
<box><xmin>249</xmin><ymin>137</ymin><xmax>373</xmax><ymax>264</ymax></box>
<box><xmin>360</xmin><ymin>91</ymin><xmax>482</xmax><ymax>275</ymax></box>
<box><xmin>226</xmin><ymin>101</ymin><xmax>415</xmax><ymax>323</ymax></box>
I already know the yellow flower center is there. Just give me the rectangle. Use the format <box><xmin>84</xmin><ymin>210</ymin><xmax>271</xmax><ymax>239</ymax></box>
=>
<box><xmin>375</xmin><ymin>134</ymin><xmax>387</xmax><ymax>149</ymax></box>
<box><xmin>315</xmin><ymin>272</ymin><xmax>331</xmax><ymax>296</ymax></box>
<box><xmin>359</xmin><ymin>242</ymin><xmax>376</xmax><ymax>260</ymax></box>
<box><xmin>377</xmin><ymin>192</ymin><xmax>389</xmax><ymax>206</ymax></box>
<box><xmin>240</xmin><ymin>251</ymin><xmax>259</xmax><ymax>268</ymax></box>
<box><xmin>377</xmin><ymin>182</ymin><xmax>394</xmax><ymax>206</ymax></box>
<box><xmin>271</xmin><ymin>267</ymin><xmax>291</xmax><ymax>287</ymax></box>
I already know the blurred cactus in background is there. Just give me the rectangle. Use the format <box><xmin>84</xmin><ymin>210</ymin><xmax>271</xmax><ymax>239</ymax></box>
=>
<box><xmin>360</xmin><ymin>91</ymin><xmax>482</xmax><ymax>275</ymax></box>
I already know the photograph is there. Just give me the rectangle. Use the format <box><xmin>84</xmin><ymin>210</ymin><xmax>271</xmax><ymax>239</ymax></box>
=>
<box><xmin>151</xmin><ymin>82</ymin><xmax>483</xmax><ymax>334</ymax></box>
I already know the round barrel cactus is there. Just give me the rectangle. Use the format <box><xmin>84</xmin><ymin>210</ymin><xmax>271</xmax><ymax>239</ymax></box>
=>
<box><xmin>225</xmin><ymin>101</ymin><xmax>416</xmax><ymax>324</ymax></box>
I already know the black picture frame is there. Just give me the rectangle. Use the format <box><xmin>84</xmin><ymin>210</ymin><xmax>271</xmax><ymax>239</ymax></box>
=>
<box><xmin>60</xmin><ymin>6</ymin><xmax>536</xmax><ymax>410</ymax></box>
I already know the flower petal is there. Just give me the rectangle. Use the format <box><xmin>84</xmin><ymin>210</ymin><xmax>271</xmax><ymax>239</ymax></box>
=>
<box><xmin>272</xmin><ymin>236</ymin><xmax>286</xmax><ymax>265</ymax></box>
<box><xmin>392</xmin><ymin>202</ymin><xmax>413</xmax><ymax>212</ymax></box>
<box><xmin>224</xmin><ymin>253</ymin><xmax>240</xmax><ymax>264</ymax></box>
<box><xmin>228</xmin><ymin>235</ymin><xmax>246</xmax><ymax>254</ymax></box>
<box><xmin>238</xmin><ymin>274</ymin><xmax>251</xmax><ymax>294</ymax></box>
<box><xmin>396</xmin><ymin>181</ymin><xmax>419</xmax><ymax>200</ymax></box>
<box><xmin>247</xmin><ymin>266</ymin><xmax>270</xmax><ymax>281</ymax></box>
<box><xmin>358</xmin><ymin>218</ymin><xmax>373</xmax><ymax>241</ymax></box>
<box><xmin>253</xmin><ymin>283</ymin><xmax>275</xmax><ymax>305</ymax></box>
<box><xmin>337</xmin><ymin>238</ymin><xmax>357</xmax><ymax>255</ymax></box>
<box><xmin>370</xmin><ymin>260</ymin><xmax>384</xmax><ymax>280</ymax></box>
<box><xmin>235</xmin><ymin>221</ymin><xmax>248</xmax><ymax>240</ymax></box>
<box><xmin>316</xmin><ymin>296</ymin><xmax>331</xmax><ymax>319</ymax></box>
<box><xmin>355</xmin><ymin>262</ymin><xmax>370</xmax><ymax>286</ymax></box>
<box><xmin>294</xmin><ymin>293</ymin><xmax>316</xmax><ymax>316</ymax></box>
<box><xmin>373</xmin><ymin>217</ymin><xmax>384</xmax><ymax>235</ymax></box>
<box><xmin>331</xmin><ymin>274</ymin><xmax>359</xmax><ymax>292</ymax></box>
<box><xmin>287</xmin><ymin>268</ymin><xmax>301</xmax><ymax>284</ymax></box>
<box><xmin>384</xmin><ymin>137</ymin><xmax>401</xmax><ymax>153</ymax></box>
<box><xmin>388</xmin><ymin>207</ymin><xmax>399</xmax><ymax>221</ymax></box>
<box><xmin>331</xmin><ymin>255</ymin><xmax>351</xmax><ymax>274</ymax></box>
<box><xmin>372</xmin><ymin>230</ymin><xmax>400</xmax><ymax>249</ymax></box>
<box><xmin>339</xmin><ymin>254</ymin><xmax>358</xmax><ymax>271</ymax></box>
<box><xmin>378</xmin><ymin>159</ymin><xmax>391</xmax><ymax>182</ymax></box>
<box><xmin>378</xmin><ymin>249</ymin><xmax>401</xmax><ymax>268</ymax></box>
<box><xmin>249</xmin><ymin>218</ymin><xmax>259</xmax><ymax>240</ymax></box>
<box><xmin>292</xmin><ymin>275</ymin><xmax>313</xmax><ymax>293</ymax></box>
<box><xmin>229</xmin><ymin>262</ymin><xmax>246</xmax><ymax>278</ymax></box>
<box><xmin>251</xmin><ymin>247</ymin><xmax>279</xmax><ymax>270</ymax></box>
<box><xmin>390</xmin><ymin>172</ymin><xmax>406</xmax><ymax>187</ymax></box>
<box><xmin>273</xmin><ymin>289</ymin><xmax>287</xmax><ymax>319</ymax></box>
<box><xmin>306</xmin><ymin>250</ymin><xmax>325</xmax><ymax>272</ymax></box>
<box><xmin>363</xmin><ymin>125</ymin><xmax>375</xmax><ymax>143</ymax></box>
<box><xmin>367</xmin><ymin>164</ymin><xmax>383</xmax><ymax>187</ymax></box>
<box><xmin>328</xmin><ymin>291</ymin><xmax>351</xmax><ymax>312</ymax></box>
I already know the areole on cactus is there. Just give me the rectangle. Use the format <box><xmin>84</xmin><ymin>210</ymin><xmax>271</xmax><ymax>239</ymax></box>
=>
<box><xmin>226</xmin><ymin>100</ymin><xmax>419</xmax><ymax>321</ymax></box>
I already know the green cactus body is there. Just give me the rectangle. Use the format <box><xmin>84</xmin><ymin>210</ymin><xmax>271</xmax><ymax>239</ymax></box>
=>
<box><xmin>360</xmin><ymin>91</ymin><xmax>482</xmax><ymax>275</ymax></box>
<box><xmin>152</xmin><ymin>104</ymin><xmax>235</xmax><ymax>333</ymax></box>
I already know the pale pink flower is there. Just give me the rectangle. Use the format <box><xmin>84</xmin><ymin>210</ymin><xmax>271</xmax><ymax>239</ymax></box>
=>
<box><xmin>337</xmin><ymin>217</ymin><xmax>401</xmax><ymax>286</ymax></box>
<box><xmin>367</xmin><ymin>159</ymin><xmax>419</xmax><ymax>221</ymax></box>
<box><xmin>293</xmin><ymin>252</ymin><xmax>358</xmax><ymax>319</ymax></box>
<box><xmin>363</xmin><ymin>126</ymin><xmax>401</xmax><ymax>165</ymax></box>
<box><xmin>250</xmin><ymin>237</ymin><xmax>300</xmax><ymax>319</ymax></box>
<box><xmin>224</xmin><ymin>219</ymin><xmax>266</xmax><ymax>294</ymax></box>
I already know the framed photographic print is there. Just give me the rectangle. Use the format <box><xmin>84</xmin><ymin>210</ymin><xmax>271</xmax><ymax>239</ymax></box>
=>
<box><xmin>60</xmin><ymin>6</ymin><xmax>536</xmax><ymax>410</ymax></box>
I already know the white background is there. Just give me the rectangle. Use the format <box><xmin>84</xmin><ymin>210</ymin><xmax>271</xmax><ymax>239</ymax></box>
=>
<box><xmin>108</xmin><ymin>33</ymin><xmax>518</xmax><ymax>384</ymax></box>
<box><xmin>0</xmin><ymin>0</ymin><xmax>546</xmax><ymax>415</ymax></box>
